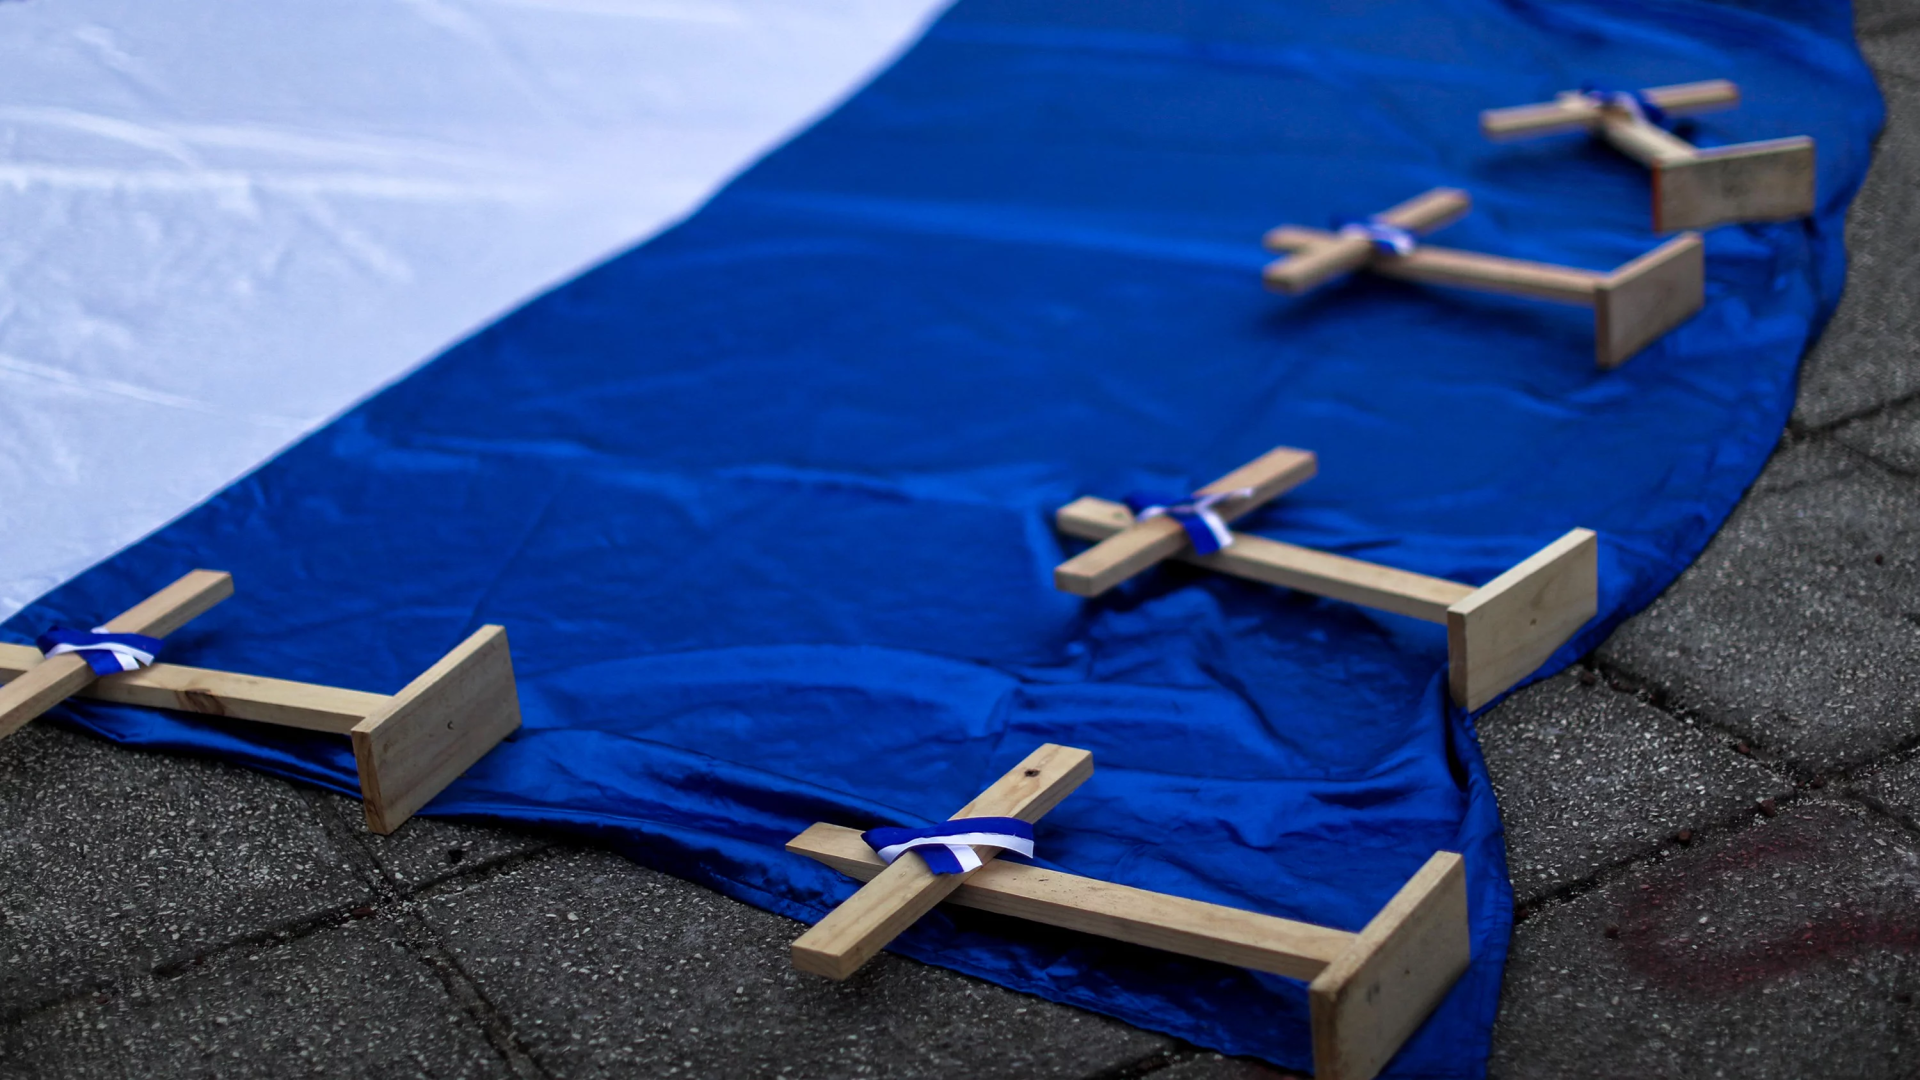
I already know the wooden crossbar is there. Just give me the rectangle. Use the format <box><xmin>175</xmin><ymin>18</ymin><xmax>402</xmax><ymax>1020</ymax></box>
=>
<box><xmin>0</xmin><ymin>570</ymin><xmax>233</xmax><ymax>740</ymax></box>
<box><xmin>789</xmin><ymin>747</ymin><xmax>1472</xmax><ymax>1080</ymax></box>
<box><xmin>791</xmin><ymin>743</ymin><xmax>1094</xmax><ymax>980</ymax></box>
<box><xmin>1480</xmin><ymin>80</ymin><xmax>1815</xmax><ymax>232</ymax></box>
<box><xmin>1055</xmin><ymin>493</ymin><xmax>1597</xmax><ymax>711</ymax></box>
<box><xmin>0</xmin><ymin>575</ymin><xmax>520</xmax><ymax>834</ymax></box>
<box><xmin>1262</xmin><ymin>189</ymin><xmax>1703</xmax><ymax>368</ymax></box>
<box><xmin>1052</xmin><ymin>446</ymin><xmax>1318</xmax><ymax>597</ymax></box>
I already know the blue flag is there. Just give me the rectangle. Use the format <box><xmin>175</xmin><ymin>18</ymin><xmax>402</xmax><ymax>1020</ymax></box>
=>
<box><xmin>6</xmin><ymin>1</ymin><xmax>1882</xmax><ymax>1074</ymax></box>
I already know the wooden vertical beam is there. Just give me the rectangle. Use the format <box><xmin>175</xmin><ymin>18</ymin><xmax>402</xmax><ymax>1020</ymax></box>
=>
<box><xmin>1654</xmin><ymin>136</ymin><xmax>1816</xmax><ymax>232</ymax></box>
<box><xmin>0</xmin><ymin>570</ymin><xmax>233</xmax><ymax>740</ymax></box>
<box><xmin>1309</xmin><ymin>853</ymin><xmax>1471</xmax><ymax>1080</ymax></box>
<box><xmin>791</xmin><ymin>744</ymin><xmax>1094</xmax><ymax>980</ymax></box>
<box><xmin>353</xmin><ymin>625</ymin><xmax>522</xmax><ymax>835</ymax></box>
<box><xmin>1593</xmin><ymin>234</ymin><xmax>1704</xmax><ymax>368</ymax></box>
<box><xmin>1446</xmin><ymin>529</ymin><xmax>1599</xmax><ymax>711</ymax></box>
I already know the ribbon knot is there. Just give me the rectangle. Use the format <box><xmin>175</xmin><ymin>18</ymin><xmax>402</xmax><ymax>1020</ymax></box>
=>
<box><xmin>862</xmin><ymin>817</ymin><xmax>1036</xmax><ymax>875</ymax></box>
<box><xmin>36</xmin><ymin>627</ymin><xmax>163</xmax><ymax>676</ymax></box>
<box><xmin>1336</xmin><ymin>218</ymin><xmax>1418</xmax><ymax>257</ymax></box>
<box><xmin>1579</xmin><ymin>83</ymin><xmax>1668</xmax><ymax>128</ymax></box>
<box><xmin>1124</xmin><ymin>487</ymin><xmax>1254</xmax><ymax>555</ymax></box>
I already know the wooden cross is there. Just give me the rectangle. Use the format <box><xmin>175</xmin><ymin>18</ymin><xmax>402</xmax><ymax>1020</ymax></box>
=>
<box><xmin>787</xmin><ymin>745</ymin><xmax>1471</xmax><ymax>1080</ymax></box>
<box><xmin>1261</xmin><ymin>187</ymin><xmax>1703</xmax><ymax>369</ymax></box>
<box><xmin>1481</xmin><ymin>79</ymin><xmax>1816</xmax><ymax>233</ymax></box>
<box><xmin>0</xmin><ymin>570</ymin><xmax>521</xmax><ymax>834</ymax></box>
<box><xmin>1053</xmin><ymin>447</ymin><xmax>1597</xmax><ymax>710</ymax></box>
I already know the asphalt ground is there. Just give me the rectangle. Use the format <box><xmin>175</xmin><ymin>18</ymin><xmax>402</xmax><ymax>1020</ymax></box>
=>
<box><xmin>3</xmin><ymin>7</ymin><xmax>1917</xmax><ymax>1078</ymax></box>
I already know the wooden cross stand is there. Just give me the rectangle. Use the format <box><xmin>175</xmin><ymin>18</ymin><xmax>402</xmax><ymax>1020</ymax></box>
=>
<box><xmin>0</xmin><ymin>570</ymin><xmax>521</xmax><ymax>834</ymax></box>
<box><xmin>1051</xmin><ymin>447</ymin><xmax>1597</xmax><ymax>711</ymax></box>
<box><xmin>1262</xmin><ymin>187</ymin><xmax>1703</xmax><ymax>369</ymax></box>
<box><xmin>1481</xmin><ymin>79</ymin><xmax>1815</xmax><ymax>232</ymax></box>
<box><xmin>788</xmin><ymin>744</ymin><xmax>1471</xmax><ymax>1080</ymax></box>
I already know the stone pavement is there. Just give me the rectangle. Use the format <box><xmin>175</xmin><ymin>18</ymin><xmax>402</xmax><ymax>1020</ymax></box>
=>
<box><xmin>3</xmin><ymin>8</ymin><xmax>1918</xmax><ymax>1079</ymax></box>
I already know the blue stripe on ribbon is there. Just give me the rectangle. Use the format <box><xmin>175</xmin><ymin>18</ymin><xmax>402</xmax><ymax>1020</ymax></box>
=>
<box><xmin>1333</xmin><ymin>218</ymin><xmax>1418</xmax><ymax>256</ymax></box>
<box><xmin>1579</xmin><ymin>82</ymin><xmax>1669</xmax><ymax>128</ymax></box>
<box><xmin>35</xmin><ymin>626</ymin><xmax>164</xmax><ymax>676</ymax></box>
<box><xmin>1124</xmin><ymin>489</ymin><xmax>1249</xmax><ymax>555</ymax></box>
<box><xmin>862</xmin><ymin>816</ymin><xmax>1035</xmax><ymax>875</ymax></box>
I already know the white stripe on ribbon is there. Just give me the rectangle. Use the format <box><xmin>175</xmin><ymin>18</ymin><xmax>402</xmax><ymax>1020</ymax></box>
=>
<box><xmin>871</xmin><ymin>829</ymin><xmax>1036</xmax><ymax>873</ymax></box>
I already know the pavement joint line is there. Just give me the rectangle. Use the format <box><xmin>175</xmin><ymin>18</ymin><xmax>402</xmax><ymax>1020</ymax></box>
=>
<box><xmin>1582</xmin><ymin>652</ymin><xmax>1911</xmax><ymax>783</ymax></box>
<box><xmin>1075</xmin><ymin>1045</ymin><xmax>1214</xmax><ymax>1079</ymax></box>
<box><xmin>388</xmin><ymin>907</ymin><xmax>555</xmax><ymax>1080</ymax></box>
<box><xmin>1507</xmin><ymin>782</ymin><xmax>1827</xmax><ymax>926</ymax></box>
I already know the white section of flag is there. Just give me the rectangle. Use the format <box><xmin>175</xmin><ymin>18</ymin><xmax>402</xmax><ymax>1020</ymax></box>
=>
<box><xmin>0</xmin><ymin>0</ymin><xmax>950</xmax><ymax>619</ymax></box>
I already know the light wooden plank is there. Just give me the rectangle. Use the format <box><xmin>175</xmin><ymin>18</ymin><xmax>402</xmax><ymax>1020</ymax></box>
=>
<box><xmin>1052</xmin><ymin>447</ymin><xmax>1317</xmax><ymax>598</ymax></box>
<box><xmin>788</xmin><ymin>822</ymin><xmax>1354</xmax><ymax>982</ymax></box>
<box><xmin>791</xmin><ymin>743</ymin><xmax>1094</xmax><ymax>980</ymax></box>
<box><xmin>1654</xmin><ymin>136</ymin><xmax>1816</xmax><ymax>232</ymax></box>
<box><xmin>1445</xmin><ymin>529</ymin><xmax>1598</xmax><ymax>711</ymax></box>
<box><xmin>0</xmin><ymin>570</ymin><xmax>234</xmax><ymax>740</ymax></box>
<box><xmin>1593</xmin><ymin>233</ymin><xmax>1704</xmax><ymax>368</ymax></box>
<box><xmin>1057</xmin><ymin>497</ymin><xmax>1474</xmax><ymax>623</ymax></box>
<box><xmin>1598</xmin><ymin>115</ymin><xmax>1698</xmax><ymax>167</ymax></box>
<box><xmin>0</xmin><ymin>642</ymin><xmax>379</xmax><ymax>734</ymax></box>
<box><xmin>1261</xmin><ymin>188</ymin><xmax>1469</xmax><ymax>295</ymax></box>
<box><xmin>1480</xmin><ymin>79</ymin><xmax>1739</xmax><ymax>139</ymax></box>
<box><xmin>352</xmin><ymin>625</ymin><xmax>521</xmax><ymax>834</ymax></box>
<box><xmin>1265</xmin><ymin>225</ymin><xmax>1601</xmax><ymax>303</ymax></box>
<box><xmin>1309</xmin><ymin>852</ymin><xmax>1471</xmax><ymax>1080</ymax></box>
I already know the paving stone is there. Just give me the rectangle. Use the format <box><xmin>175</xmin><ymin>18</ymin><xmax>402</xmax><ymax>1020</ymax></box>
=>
<box><xmin>0</xmin><ymin>724</ymin><xmax>375</xmax><ymax>1019</ymax></box>
<box><xmin>1861</xmin><ymin>15</ymin><xmax>1920</xmax><ymax>83</ymax></box>
<box><xmin>1477</xmin><ymin>673</ymin><xmax>1792</xmax><ymax>905</ymax></box>
<box><xmin>1856</xmin><ymin>0</ymin><xmax>1920</xmax><ymax>43</ymax></box>
<box><xmin>1853</xmin><ymin>753</ymin><xmax>1920</xmax><ymax>828</ymax></box>
<box><xmin>0</xmin><ymin>915</ymin><xmax>509</xmax><ymax>1080</ymax></box>
<box><xmin>1488</xmin><ymin>799</ymin><xmax>1920</xmax><ymax>1080</ymax></box>
<box><xmin>1147</xmin><ymin>1052</ymin><xmax>1303</xmax><ymax>1078</ymax></box>
<box><xmin>1599</xmin><ymin>440</ymin><xmax>1920</xmax><ymax>772</ymax></box>
<box><xmin>420</xmin><ymin>846</ymin><xmax>1174</xmax><ymax>1080</ymax></box>
<box><xmin>1835</xmin><ymin>395</ymin><xmax>1920</xmax><ymax>475</ymax></box>
<box><xmin>1793</xmin><ymin>61</ymin><xmax>1920</xmax><ymax>428</ymax></box>
<box><xmin>320</xmin><ymin>793</ymin><xmax>552</xmax><ymax>895</ymax></box>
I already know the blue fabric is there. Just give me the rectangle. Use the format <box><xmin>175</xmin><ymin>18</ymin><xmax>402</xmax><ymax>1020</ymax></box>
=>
<box><xmin>7</xmin><ymin>1</ymin><xmax>1880</xmax><ymax>1075</ymax></box>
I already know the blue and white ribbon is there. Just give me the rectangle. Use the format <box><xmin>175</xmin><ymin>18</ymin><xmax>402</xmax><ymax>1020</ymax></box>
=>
<box><xmin>1578</xmin><ymin>83</ymin><xmax>1668</xmax><ymax>128</ymax></box>
<box><xmin>1336</xmin><ymin>218</ymin><xmax>1418</xmax><ymax>257</ymax></box>
<box><xmin>1124</xmin><ymin>487</ymin><xmax>1253</xmax><ymax>555</ymax></box>
<box><xmin>862</xmin><ymin>817</ymin><xmax>1035</xmax><ymax>875</ymax></box>
<box><xmin>35</xmin><ymin>626</ymin><xmax>163</xmax><ymax>676</ymax></box>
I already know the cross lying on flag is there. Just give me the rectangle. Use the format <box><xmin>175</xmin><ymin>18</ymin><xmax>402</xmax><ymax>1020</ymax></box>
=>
<box><xmin>1261</xmin><ymin>188</ymin><xmax>1704</xmax><ymax>369</ymax></box>
<box><xmin>1481</xmin><ymin>79</ymin><xmax>1816</xmax><ymax>233</ymax></box>
<box><xmin>1052</xmin><ymin>446</ymin><xmax>1599</xmax><ymax>711</ymax></box>
<box><xmin>787</xmin><ymin>744</ymin><xmax>1471</xmax><ymax>1080</ymax></box>
<box><xmin>0</xmin><ymin>570</ymin><xmax>521</xmax><ymax>834</ymax></box>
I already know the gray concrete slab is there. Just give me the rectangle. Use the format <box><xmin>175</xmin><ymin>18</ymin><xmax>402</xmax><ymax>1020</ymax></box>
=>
<box><xmin>1148</xmin><ymin>1053</ymin><xmax>1302</xmax><ymax>1078</ymax></box>
<box><xmin>419</xmin><ymin>845</ymin><xmax>1174</xmax><ymax>1080</ymax></box>
<box><xmin>1477</xmin><ymin>673</ymin><xmax>1793</xmax><ymax>906</ymax></box>
<box><xmin>1791</xmin><ymin>60</ymin><xmax>1920</xmax><ymax>429</ymax></box>
<box><xmin>1598</xmin><ymin>440</ymin><xmax>1920</xmax><ymax>772</ymax></box>
<box><xmin>1836</xmin><ymin>396</ymin><xmax>1920</xmax><ymax>474</ymax></box>
<box><xmin>320</xmin><ymin>793</ymin><xmax>553</xmax><ymax>895</ymax></box>
<box><xmin>0</xmin><ymin>915</ymin><xmax>509</xmax><ymax>1080</ymax></box>
<box><xmin>1853</xmin><ymin>752</ymin><xmax>1920</xmax><ymax>827</ymax></box>
<box><xmin>0</xmin><ymin>723</ymin><xmax>375</xmax><ymax>1020</ymax></box>
<box><xmin>1488</xmin><ymin>798</ymin><xmax>1920</xmax><ymax>1080</ymax></box>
